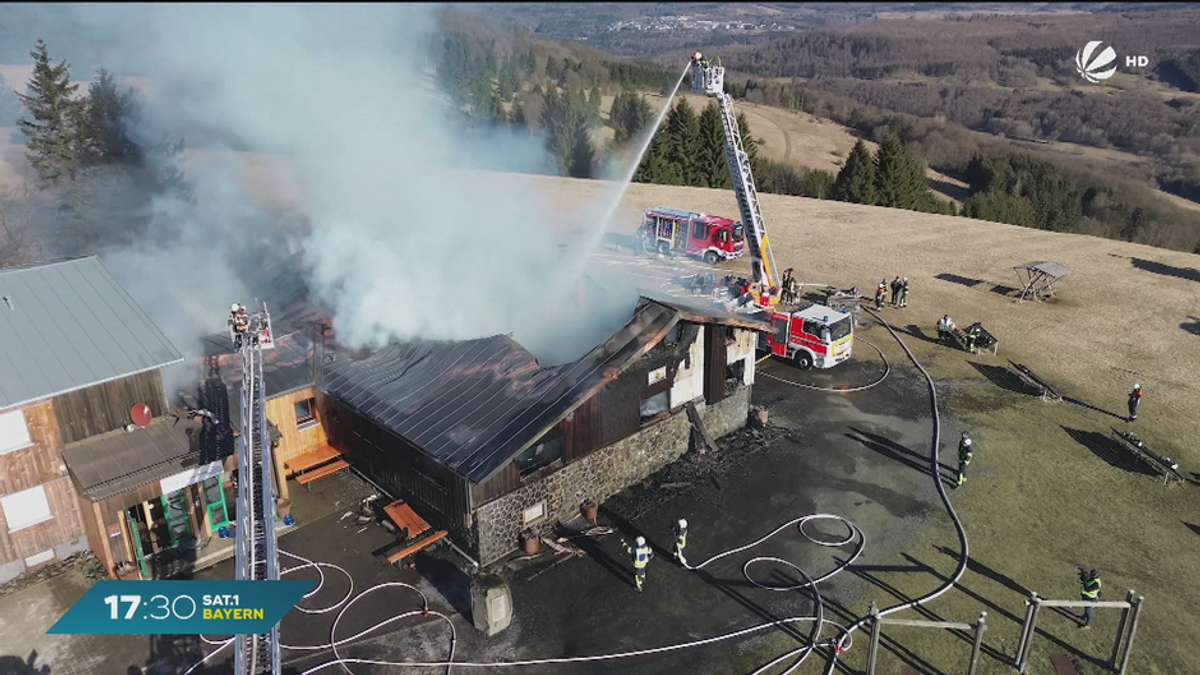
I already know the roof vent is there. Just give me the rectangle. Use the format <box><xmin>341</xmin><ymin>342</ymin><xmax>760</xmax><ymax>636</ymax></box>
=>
<box><xmin>2</xmin><ymin>296</ymin><xmax>12</xmax><ymax>311</ymax></box>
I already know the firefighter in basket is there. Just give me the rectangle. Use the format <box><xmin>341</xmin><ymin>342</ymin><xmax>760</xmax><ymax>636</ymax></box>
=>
<box><xmin>228</xmin><ymin>304</ymin><xmax>249</xmax><ymax>349</ymax></box>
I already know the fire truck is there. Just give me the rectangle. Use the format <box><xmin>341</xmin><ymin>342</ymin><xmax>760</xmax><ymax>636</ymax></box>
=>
<box><xmin>690</xmin><ymin>52</ymin><xmax>854</xmax><ymax>369</ymax></box>
<box><xmin>759</xmin><ymin>301</ymin><xmax>854</xmax><ymax>370</ymax></box>
<box><xmin>637</xmin><ymin>206</ymin><xmax>745</xmax><ymax>264</ymax></box>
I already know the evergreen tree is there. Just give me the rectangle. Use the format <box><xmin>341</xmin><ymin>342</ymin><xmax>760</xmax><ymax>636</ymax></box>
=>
<box><xmin>17</xmin><ymin>39</ymin><xmax>85</xmax><ymax>186</ymax></box>
<box><xmin>873</xmin><ymin>131</ymin><xmax>926</xmax><ymax>210</ymax></box>
<box><xmin>831</xmin><ymin>140</ymin><xmax>877</xmax><ymax>205</ymax></box>
<box><xmin>587</xmin><ymin>85</ymin><xmax>603</xmax><ymax>125</ymax></box>
<box><xmin>79</xmin><ymin>68</ymin><xmax>140</xmax><ymax>167</ymax></box>
<box><xmin>610</xmin><ymin>90</ymin><xmax>651</xmax><ymax>145</ymax></box>
<box><xmin>633</xmin><ymin>126</ymin><xmax>681</xmax><ymax>185</ymax></box>
<box><xmin>567</xmin><ymin>114</ymin><xmax>594</xmax><ymax>178</ymax></box>
<box><xmin>664</xmin><ymin>98</ymin><xmax>700</xmax><ymax>185</ymax></box>
<box><xmin>509</xmin><ymin>102</ymin><xmax>528</xmax><ymax>131</ymax></box>
<box><xmin>497</xmin><ymin>59</ymin><xmax>520</xmax><ymax>102</ymax></box>
<box><xmin>697</xmin><ymin>101</ymin><xmax>729</xmax><ymax>189</ymax></box>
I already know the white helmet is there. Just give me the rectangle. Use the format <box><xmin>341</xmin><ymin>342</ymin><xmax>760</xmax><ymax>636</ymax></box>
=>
<box><xmin>963</xmin><ymin>438</ymin><xmax>972</xmax><ymax>446</ymax></box>
<box><xmin>678</xmin><ymin>519</ymin><xmax>688</xmax><ymax>529</ymax></box>
<box><xmin>1133</xmin><ymin>383</ymin><xmax>1141</xmax><ymax>390</ymax></box>
<box><xmin>231</xmin><ymin>303</ymin><xmax>240</xmax><ymax>312</ymax></box>
<box><xmin>635</xmin><ymin>536</ymin><xmax>646</xmax><ymax>547</ymax></box>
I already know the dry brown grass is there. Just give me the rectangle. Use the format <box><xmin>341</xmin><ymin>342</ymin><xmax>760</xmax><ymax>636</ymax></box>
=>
<box><xmin>528</xmin><ymin>172</ymin><xmax>1200</xmax><ymax>674</ymax></box>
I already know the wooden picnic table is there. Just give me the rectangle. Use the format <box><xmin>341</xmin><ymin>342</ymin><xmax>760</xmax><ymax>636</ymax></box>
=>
<box><xmin>284</xmin><ymin>445</ymin><xmax>342</xmax><ymax>475</ymax></box>
<box><xmin>383</xmin><ymin>500</ymin><xmax>431</xmax><ymax>539</ymax></box>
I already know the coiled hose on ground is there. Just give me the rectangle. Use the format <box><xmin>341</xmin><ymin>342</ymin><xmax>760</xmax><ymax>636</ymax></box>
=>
<box><xmin>182</xmin><ymin>306</ymin><xmax>968</xmax><ymax>675</ymax></box>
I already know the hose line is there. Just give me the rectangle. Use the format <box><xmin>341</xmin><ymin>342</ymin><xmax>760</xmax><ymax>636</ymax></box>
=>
<box><xmin>180</xmin><ymin>309</ymin><xmax>967</xmax><ymax>675</ymax></box>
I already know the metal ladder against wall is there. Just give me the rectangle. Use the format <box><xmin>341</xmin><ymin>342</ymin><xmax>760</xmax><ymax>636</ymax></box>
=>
<box><xmin>712</xmin><ymin>86</ymin><xmax>780</xmax><ymax>295</ymax></box>
<box><xmin>234</xmin><ymin>306</ymin><xmax>282</xmax><ymax>675</ymax></box>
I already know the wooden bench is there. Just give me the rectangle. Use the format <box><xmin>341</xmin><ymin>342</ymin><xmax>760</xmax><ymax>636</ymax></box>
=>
<box><xmin>381</xmin><ymin>499</ymin><xmax>446</xmax><ymax>565</ymax></box>
<box><xmin>295</xmin><ymin>459</ymin><xmax>350</xmax><ymax>488</ymax></box>
<box><xmin>1049</xmin><ymin>653</ymin><xmax>1079</xmax><ymax>675</ymax></box>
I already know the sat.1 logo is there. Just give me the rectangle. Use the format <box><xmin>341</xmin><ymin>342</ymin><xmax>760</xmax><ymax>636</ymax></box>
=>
<box><xmin>1075</xmin><ymin>40</ymin><xmax>1150</xmax><ymax>84</ymax></box>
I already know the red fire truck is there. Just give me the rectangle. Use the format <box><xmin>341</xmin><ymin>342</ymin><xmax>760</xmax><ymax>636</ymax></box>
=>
<box><xmin>637</xmin><ymin>206</ymin><xmax>745</xmax><ymax>264</ymax></box>
<box><xmin>758</xmin><ymin>301</ymin><xmax>854</xmax><ymax>370</ymax></box>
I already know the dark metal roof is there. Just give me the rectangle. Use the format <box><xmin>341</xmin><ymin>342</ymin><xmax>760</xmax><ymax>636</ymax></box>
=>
<box><xmin>321</xmin><ymin>299</ymin><xmax>683</xmax><ymax>483</ymax></box>
<box><xmin>62</xmin><ymin>416</ymin><xmax>236</xmax><ymax>502</ymax></box>
<box><xmin>1014</xmin><ymin>261</ymin><xmax>1072</xmax><ymax>279</ymax></box>
<box><xmin>198</xmin><ymin>326</ymin><xmax>320</xmax><ymax>397</ymax></box>
<box><xmin>640</xmin><ymin>294</ymin><xmax>773</xmax><ymax>332</ymax></box>
<box><xmin>0</xmin><ymin>256</ymin><xmax>184</xmax><ymax>411</ymax></box>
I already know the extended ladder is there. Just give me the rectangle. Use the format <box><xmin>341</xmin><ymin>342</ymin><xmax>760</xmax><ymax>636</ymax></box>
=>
<box><xmin>234</xmin><ymin>303</ymin><xmax>281</xmax><ymax>675</ymax></box>
<box><xmin>691</xmin><ymin>56</ymin><xmax>780</xmax><ymax>307</ymax></box>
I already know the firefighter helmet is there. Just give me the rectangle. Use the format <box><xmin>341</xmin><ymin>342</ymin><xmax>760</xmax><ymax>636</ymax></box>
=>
<box><xmin>635</xmin><ymin>536</ymin><xmax>646</xmax><ymax>547</ymax></box>
<box><xmin>231</xmin><ymin>303</ymin><xmax>240</xmax><ymax>312</ymax></box>
<box><xmin>1133</xmin><ymin>383</ymin><xmax>1141</xmax><ymax>390</ymax></box>
<box><xmin>678</xmin><ymin>519</ymin><xmax>688</xmax><ymax>529</ymax></box>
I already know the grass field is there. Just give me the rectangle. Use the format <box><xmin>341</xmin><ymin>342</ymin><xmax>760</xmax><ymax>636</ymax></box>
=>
<box><xmin>529</xmin><ymin>172</ymin><xmax>1200</xmax><ymax>674</ymax></box>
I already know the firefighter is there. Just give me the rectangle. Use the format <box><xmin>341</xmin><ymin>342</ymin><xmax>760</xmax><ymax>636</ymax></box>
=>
<box><xmin>1127</xmin><ymin>384</ymin><xmax>1142</xmax><ymax>422</ymax></box>
<box><xmin>782</xmin><ymin>268</ymin><xmax>798</xmax><ymax>304</ymax></box>
<box><xmin>1077</xmin><ymin>567</ymin><xmax>1102</xmax><ymax>628</ymax></box>
<box><xmin>622</xmin><ymin>536</ymin><xmax>654</xmax><ymax>592</ymax></box>
<box><xmin>966</xmin><ymin>323</ymin><xmax>981</xmax><ymax>353</ymax></box>
<box><xmin>955</xmin><ymin>431</ymin><xmax>973</xmax><ymax>488</ymax></box>
<box><xmin>875</xmin><ymin>281</ymin><xmax>887</xmax><ymax>310</ymax></box>
<box><xmin>890</xmin><ymin>276</ymin><xmax>901</xmax><ymax>307</ymax></box>
<box><xmin>229</xmin><ymin>303</ymin><xmax>249</xmax><ymax>349</ymax></box>
<box><xmin>937</xmin><ymin>315</ymin><xmax>955</xmax><ymax>342</ymax></box>
<box><xmin>673</xmin><ymin>519</ymin><xmax>689</xmax><ymax>566</ymax></box>
<box><xmin>899</xmin><ymin>277</ymin><xmax>909</xmax><ymax>308</ymax></box>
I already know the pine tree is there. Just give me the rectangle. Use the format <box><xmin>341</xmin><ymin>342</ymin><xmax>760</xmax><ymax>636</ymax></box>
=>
<box><xmin>17</xmin><ymin>39</ymin><xmax>85</xmax><ymax>186</ymax></box>
<box><xmin>497</xmin><ymin>59</ymin><xmax>519</xmax><ymax>102</ymax></box>
<box><xmin>567</xmin><ymin>114</ymin><xmax>594</xmax><ymax>179</ymax></box>
<box><xmin>873</xmin><ymin>131</ymin><xmax>926</xmax><ymax>210</ymax></box>
<box><xmin>509</xmin><ymin>102</ymin><xmax>528</xmax><ymax>131</ymax></box>
<box><xmin>831</xmin><ymin>140</ymin><xmax>877</xmax><ymax>205</ymax></box>
<box><xmin>79</xmin><ymin>68</ymin><xmax>140</xmax><ymax>167</ymax></box>
<box><xmin>610</xmin><ymin>90</ymin><xmax>651</xmax><ymax>145</ymax></box>
<box><xmin>633</xmin><ymin>127</ymin><xmax>681</xmax><ymax>185</ymax></box>
<box><xmin>697</xmin><ymin>101</ymin><xmax>729</xmax><ymax>189</ymax></box>
<box><xmin>588</xmin><ymin>85</ymin><xmax>602</xmax><ymax>120</ymax></box>
<box><xmin>664</xmin><ymin>98</ymin><xmax>700</xmax><ymax>185</ymax></box>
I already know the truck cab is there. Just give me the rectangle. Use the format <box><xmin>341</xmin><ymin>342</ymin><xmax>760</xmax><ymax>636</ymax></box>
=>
<box><xmin>757</xmin><ymin>301</ymin><xmax>854</xmax><ymax>370</ymax></box>
<box><xmin>639</xmin><ymin>206</ymin><xmax>745</xmax><ymax>264</ymax></box>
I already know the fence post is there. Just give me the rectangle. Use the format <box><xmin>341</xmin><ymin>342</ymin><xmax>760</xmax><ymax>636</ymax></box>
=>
<box><xmin>1015</xmin><ymin>591</ymin><xmax>1037</xmax><ymax>669</ymax></box>
<box><xmin>1110</xmin><ymin>590</ymin><xmax>1134</xmax><ymax>669</ymax></box>
<box><xmin>866</xmin><ymin>602</ymin><xmax>881</xmax><ymax>675</ymax></box>
<box><xmin>1019</xmin><ymin>594</ymin><xmax>1043</xmax><ymax>674</ymax></box>
<box><xmin>966</xmin><ymin>611</ymin><xmax>987</xmax><ymax>675</ymax></box>
<box><xmin>1117</xmin><ymin>595</ymin><xmax>1144</xmax><ymax>675</ymax></box>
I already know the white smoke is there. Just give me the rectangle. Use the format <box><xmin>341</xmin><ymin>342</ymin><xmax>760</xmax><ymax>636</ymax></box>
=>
<box><xmin>50</xmin><ymin>3</ymin><xmax>640</xmax><ymax>371</ymax></box>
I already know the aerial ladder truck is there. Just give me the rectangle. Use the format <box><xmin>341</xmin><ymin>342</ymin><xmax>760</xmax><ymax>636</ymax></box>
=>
<box><xmin>691</xmin><ymin>53</ymin><xmax>855</xmax><ymax>369</ymax></box>
<box><xmin>229</xmin><ymin>302</ymin><xmax>282</xmax><ymax>675</ymax></box>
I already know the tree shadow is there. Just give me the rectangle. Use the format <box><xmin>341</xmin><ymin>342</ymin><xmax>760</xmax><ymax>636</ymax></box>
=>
<box><xmin>1183</xmin><ymin>522</ymin><xmax>1200</xmax><ymax>537</ymax></box>
<box><xmin>1181</xmin><ymin>316</ymin><xmax>1200</xmax><ymax>336</ymax></box>
<box><xmin>934</xmin><ymin>272</ymin><xmax>983</xmax><ymax>288</ymax></box>
<box><xmin>1060</xmin><ymin>426</ymin><xmax>1157</xmax><ymax>476</ymax></box>
<box><xmin>0</xmin><ymin>651</ymin><xmax>50</xmax><ymax>675</ymax></box>
<box><xmin>846</xmin><ymin>426</ymin><xmax>957</xmax><ymax>483</ymax></box>
<box><xmin>928</xmin><ymin>177</ymin><xmax>968</xmax><ymax>202</ymax></box>
<box><xmin>1130</xmin><ymin>257</ymin><xmax>1200</xmax><ymax>283</ymax></box>
<box><xmin>968</xmin><ymin>361</ymin><xmax>1040</xmax><ymax>395</ymax></box>
<box><xmin>899</xmin><ymin>553</ymin><xmax>1109</xmax><ymax>670</ymax></box>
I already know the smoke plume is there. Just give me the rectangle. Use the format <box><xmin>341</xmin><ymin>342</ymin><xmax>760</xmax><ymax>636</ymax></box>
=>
<box><xmin>36</xmin><ymin>3</ymin><xmax>641</xmax><ymax>379</ymax></box>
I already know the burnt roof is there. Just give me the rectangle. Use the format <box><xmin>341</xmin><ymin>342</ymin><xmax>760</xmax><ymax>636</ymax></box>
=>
<box><xmin>320</xmin><ymin>296</ymin><xmax>762</xmax><ymax>483</ymax></box>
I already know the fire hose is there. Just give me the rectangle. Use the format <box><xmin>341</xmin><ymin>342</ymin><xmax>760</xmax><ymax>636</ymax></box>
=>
<box><xmin>181</xmin><ymin>308</ymin><xmax>965</xmax><ymax>675</ymax></box>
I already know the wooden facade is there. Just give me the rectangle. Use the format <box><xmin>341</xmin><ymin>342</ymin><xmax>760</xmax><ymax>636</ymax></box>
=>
<box><xmin>265</xmin><ymin>386</ymin><xmax>329</xmax><ymax>501</ymax></box>
<box><xmin>703</xmin><ymin>324</ymin><xmax>728</xmax><ymax>405</ymax></box>
<box><xmin>0</xmin><ymin>400</ymin><xmax>88</xmax><ymax>565</ymax></box>
<box><xmin>53</xmin><ymin>370</ymin><xmax>169</xmax><ymax>445</ymax></box>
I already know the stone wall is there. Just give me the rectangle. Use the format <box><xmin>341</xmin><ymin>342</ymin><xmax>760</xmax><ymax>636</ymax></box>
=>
<box><xmin>472</xmin><ymin>385</ymin><xmax>752</xmax><ymax>566</ymax></box>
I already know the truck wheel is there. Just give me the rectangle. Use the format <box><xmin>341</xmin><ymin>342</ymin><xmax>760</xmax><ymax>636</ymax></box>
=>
<box><xmin>704</xmin><ymin>250</ymin><xmax>719</xmax><ymax>265</ymax></box>
<box><xmin>658</xmin><ymin>242</ymin><xmax>671</xmax><ymax>257</ymax></box>
<box><xmin>793</xmin><ymin>351</ymin><xmax>814</xmax><ymax>371</ymax></box>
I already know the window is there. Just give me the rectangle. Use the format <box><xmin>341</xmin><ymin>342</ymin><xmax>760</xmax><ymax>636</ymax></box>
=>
<box><xmin>522</xmin><ymin>502</ymin><xmax>545</xmax><ymax>526</ymax></box>
<box><xmin>515</xmin><ymin>434</ymin><xmax>564</xmax><ymax>478</ymax></box>
<box><xmin>294</xmin><ymin>398</ymin><xmax>317</xmax><ymax>427</ymax></box>
<box><xmin>691</xmin><ymin>220</ymin><xmax>709</xmax><ymax>240</ymax></box>
<box><xmin>0</xmin><ymin>409</ymin><xmax>34</xmax><ymax>455</ymax></box>
<box><xmin>640</xmin><ymin>390</ymin><xmax>670</xmax><ymax>421</ymax></box>
<box><xmin>2</xmin><ymin>485</ymin><xmax>53</xmax><ymax>532</ymax></box>
<box><xmin>773</xmin><ymin>316</ymin><xmax>790</xmax><ymax>344</ymax></box>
